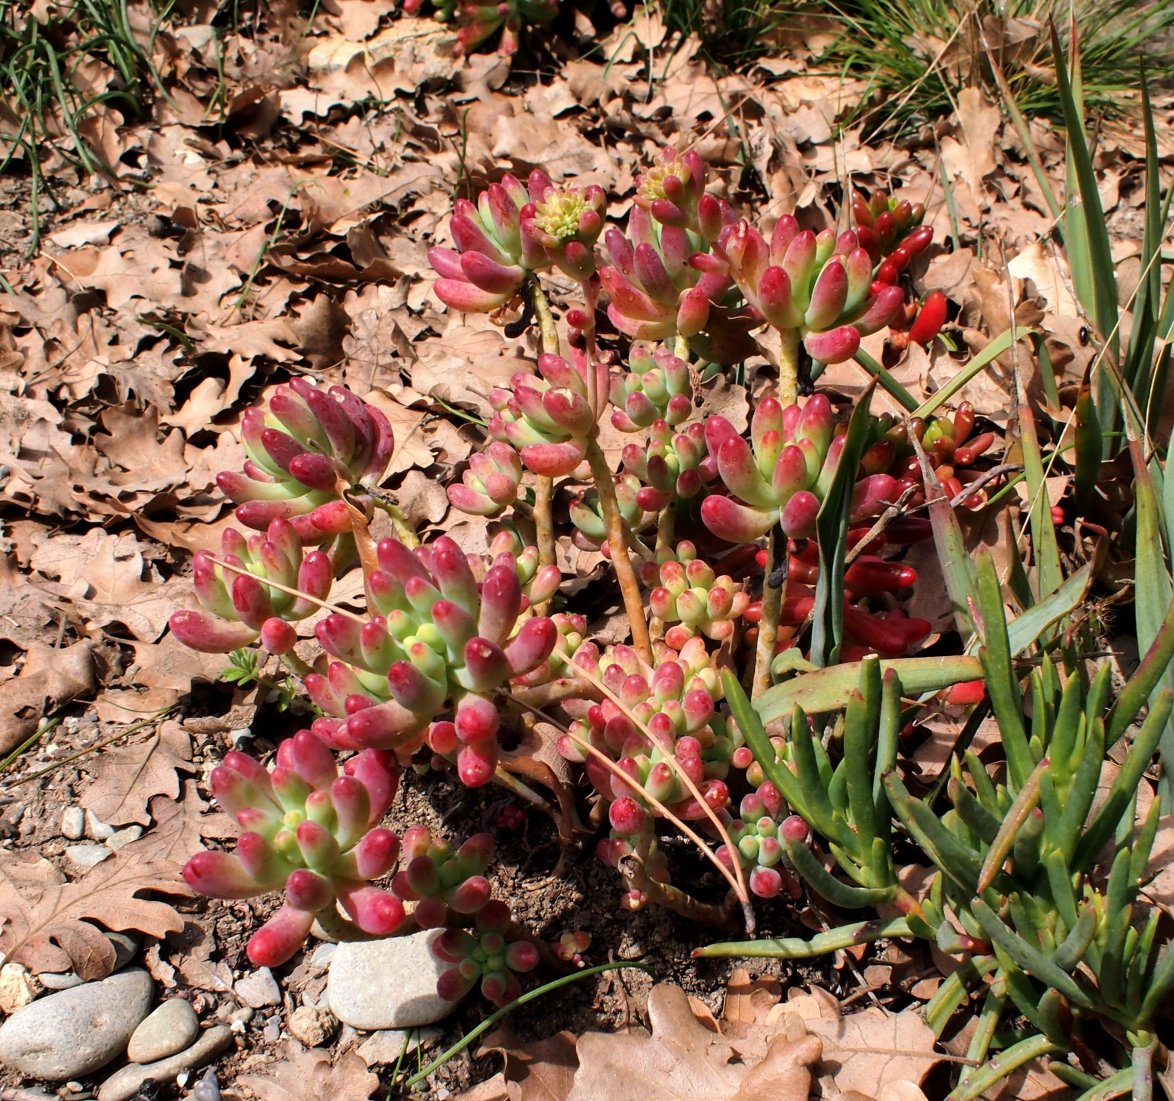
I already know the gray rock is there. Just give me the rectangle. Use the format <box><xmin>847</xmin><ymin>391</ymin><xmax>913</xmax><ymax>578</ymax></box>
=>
<box><xmin>38</xmin><ymin>970</ymin><xmax>84</xmax><ymax>991</ymax></box>
<box><xmin>61</xmin><ymin>806</ymin><xmax>85</xmax><ymax>840</ymax></box>
<box><xmin>96</xmin><ymin>1025</ymin><xmax>233</xmax><ymax>1101</ymax></box>
<box><xmin>287</xmin><ymin>1005</ymin><xmax>337</xmax><ymax>1047</ymax></box>
<box><xmin>105</xmin><ymin>826</ymin><xmax>142</xmax><ymax>852</ymax></box>
<box><xmin>327</xmin><ymin>931</ymin><xmax>450</xmax><ymax>1030</ymax></box>
<box><xmin>85</xmin><ymin>809</ymin><xmax>114</xmax><ymax>841</ymax></box>
<box><xmin>105</xmin><ymin>931</ymin><xmax>139</xmax><ymax>969</ymax></box>
<box><xmin>126</xmin><ymin>998</ymin><xmax>199</xmax><ymax>1063</ymax></box>
<box><xmin>308</xmin><ymin>942</ymin><xmax>337</xmax><ymax>971</ymax></box>
<box><xmin>357</xmin><ymin>1026</ymin><xmax>441</xmax><ymax>1067</ymax></box>
<box><xmin>65</xmin><ymin>843</ymin><xmax>112</xmax><ymax>871</ymax></box>
<box><xmin>0</xmin><ymin>968</ymin><xmax>154</xmax><ymax>1080</ymax></box>
<box><xmin>234</xmin><ymin>967</ymin><xmax>280</xmax><ymax>1008</ymax></box>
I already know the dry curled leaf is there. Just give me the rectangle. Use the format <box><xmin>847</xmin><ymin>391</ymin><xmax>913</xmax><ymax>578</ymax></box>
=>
<box><xmin>0</xmin><ymin>785</ymin><xmax>213</xmax><ymax>979</ymax></box>
<box><xmin>0</xmin><ymin>639</ymin><xmax>95</xmax><ymax>754</ymax></box>
<box><xmin>567</xmin><ymin>983</ymin><xmax>822</xmax><ymax>1101</ymax></box>
<box><xmin>80</xmin><ymin>719</ymin><xmax>195</xmax><ymax>827</ymax></box>
<box><xmin>236</xmin><ymin>1044</ymin><xmax>379</xmax><ymax>1101</ymax></box>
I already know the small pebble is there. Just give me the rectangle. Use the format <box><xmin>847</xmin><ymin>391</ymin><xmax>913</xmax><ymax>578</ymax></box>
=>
<box><xmin>85</xmin><ymin>809</ymin><xmax>115</xmax><ymax>841</ymax></box>
<box><xmin>97</xmin><ymin>1025</ymin><xmax>234</xmax><ymax>1101</ymax></box>
<box><xmin>66</xmin><ymin>844</ymin><xmax>113</xmax><ymax>871</ymax></box>
<box><xmin>127</xmin><ymin>999</ymin><xmax>199</xmax><ymax>1063</ymax></box>
<box><xmin>261</xmin><ymin>1017</ymin><xmax>281</xmax><ymax>1043</ymax></box>
<box><xmin>234</xmin><ymin>967</ymin><xmax>281</xmax><ymax>1008</ymax></box>
<box><xmin>106</xmin><ymin>931</ymin><xmax>140</xmax><ymax>969</ymax></box>
<box><xmin>0</xmin><ymin>968</ymin><xmax>154</xmax><ymax>1080</ymax></box>
<box><xmin>62</xmin><ymin>806</ymin><xmax>85</xmax><ymax>840</ymax></box>
<box><xmin>0</xmin><ymin>961</ymin><xmax>41</xmax><ymax>1012</ymax></box>
<box><xmin>106</xmin><ymin>826</ymin><xmax>143</xmax><ymax>852</ymax></box>
<box><xmin>357</xmin><ymin>1026</ymin><xmax>440</xmax><ymax>1067</ymax></box>
<box><xmin>39</xmin><ymin>971</ymin><xmax>85</xmax><ymax>991</ymax></box>
<box><xmin>193</xmin><ymin>1068</ymin><xmax>221</xmax><ymax>1101</ymax></box>
<box><xmin>228</xmin><ymin>1006</ymin><xmax>254</xmax><ymax>1033</ymax></box>
<box><xmin>287</xmin><ymin>1005</ymin><xmax>337</xmax><ymax>1047</ymax></box>
<box><xmin>327</xmin><ymin>931</ymin><xmax>450</xmax><ymax>1030</ymax></box>
<box><xmin>308</xmin><ymin>942</ymin><xmax>337</xmax><ymax>971</ymax></box>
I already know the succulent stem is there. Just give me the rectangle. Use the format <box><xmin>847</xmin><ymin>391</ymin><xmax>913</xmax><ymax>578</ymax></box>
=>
<box><xmin>529</xmin><ymin>277</ymin><xmax>560</xmax><ymax>357</ymax></box>
<box><xmin>752</xmin><ymin>524</ymin><xmax>786</xmax><ymax>699</ymax></box>
<box><xmin>585</xmin><ymin>438</ymin><xmax>654</xmax><ymax>664</ymax></box>
<box><xmin>617</xmin><ymin>853</ymin><xmax>739</xmax><ymax>928</ymax></box>
<box><xmin>778</xmin><ymin>327</ymin><xmax>800</xmax><ymax>407</ymax></box>
<box><xmin>534</xmin><ymin>475</ymin><xmax>556</xmax><ymax>573</ymax></box>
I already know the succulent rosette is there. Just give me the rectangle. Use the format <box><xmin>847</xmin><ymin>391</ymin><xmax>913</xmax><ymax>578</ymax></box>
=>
<box><xmin>621</xmin><ymin>420</ymin><xmax>716</xmax><ymax>512</ymax></box>
<box><xmin>647</xmin><ymin>546</ymin><xmax>750</xmax><ymax>650</ymax></box>
<box><xmin>701</xmin><ymin>394</ymin><xmax>903</xmax><ymax>543</ymax></box>
<box><xmin>391</xmin><ymin>827</ymin><xmax>495</xmax><ymax>927</ymax></box>
<box><xmin>488</xmin><ymin>347</ymin><xmax>611</xmax><ymax>476</ymax></box>
<box><xmin>447</xmin><ymin>441</ymin><xmax>524</xmax><ymax>517</ymax></box>
<box><xmin>599</xmin><ymin>202</ymin><xmax>732</xmax><ymax>342</ymax></box>
<box><xmin>633</xmin><ymin>147</ymin><xmax>709</xmax><ymax>234</ymax></box>
<box><xmin>433</xmin><ymin>899</ymin><xmax>539</xmax><ymax>1005</ymax></box>
<box><xmin>182</xmin><ymin>731</ymin><xmax>404</xmax><ymax>966</ymax></box>
<box><xmin>217</xmin><ymin>379</ymin><xmax>395</xmax><ymax>543</ymax></box>
<box><xmin>850</xmin><ymin>189</ymin><xmax>931</xmax><ymax>272</ymax></box>
<box><xmin>306</xmin><ymin>535</ymin><xmax>558</xmax><ymax>785</ymax></box>
<box><xmin>717</xmin><ymin>217</ymin><xmax>906</xmax><ymax>365</ymax></box>
<box><xmin>569</xmin><ymin>473</ymin><xmax>648</xmax><ymax>550</ymax></box>
<box><xmin>716</xmin><ymin>785</ymin><xmax>804</xmax><ymax>900</ymax></box>
<box><xmin>609</xmin><ymin>344</ymin><xmax>693</xmax><ymax>432</ymax></box>
<box><xmin>428</xmin><ymin>174</ymin><xmax>550</xmax><ymax>313</ymax></box>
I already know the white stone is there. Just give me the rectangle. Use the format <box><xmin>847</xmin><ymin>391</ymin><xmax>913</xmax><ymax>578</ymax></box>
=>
<box><xmin>97</xmin><ymin>1025</ymin><xmax>234</xmax><ymax>1101</ymax></box>
<box><xmin>126</xmin><ymin>998</ymin><xmax>199</xmax><ymax>1063</ymax></box>
<box><xmin>105</xmin><ymin>826</ymin><xmax>143</xmax><ymax>852</ymax></box>
<box><xmin>234</xmin><ymin>967</ymin><xmax>280</xmax><ymax>1008</ymax></box>
<box><xmin>61</xmin><ymin>807</ymin><xmax>85</xmax><ymax>840</ymax></box>
<box><xmin>0</xmin><ymin>968</ymin><xmax>154</xmax><ymax>1080</ymax></box>
<box><xmin>0</xmin><ymin>962</ymin><xmax>41</xmax><ymax>1013</ymax></box>
<box><xmin>85</xmin><ymin>809</ymin><xmax>115</xmax><ymax>841</ymax></box>
<box><xmin>65</xmin><ymin>843</ymin><xmax>113</xmax><ymax>871</ymax></box>
<box><xmin>327</xmin><ymin>932</ymin><xmax>450</xmax><ymax>1030</ymax></box>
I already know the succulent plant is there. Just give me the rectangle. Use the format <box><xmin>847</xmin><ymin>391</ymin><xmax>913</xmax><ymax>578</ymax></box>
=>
<box><xmin>523</xmin><ymin>180</ymin><xmax>606</xmax><ymax>281</ymax></box>
<box><xmin>621</xmin><ymin>420</ymin><xmax>717</xmax><ymax>512</ymax></box>
<box><xmin>428</xmin><ymin>174</ymin><xmax>550</xmax><ymax>313</ymax></box>
<box><xmin>169</xmin><ymin>518</ymin><xmax>333</xmax><ymax>654</ymax></box>
<box><xmin>569</xmin><ymin>473</ymin><xmax>649</xmax><ymax>550</ymax></box>
<box><xmin>433</xmin><ymin>899</ymin><xmax>540</xmax><ymax>1005</ymax></box>
<box><xmin>182</xmin><ymin>731</ymin><xmax>404</xmax><ymax>966</ymax></box>
<box><xmin>701</xmin><ymin>394</ymin><xmax>901</xmax><ymax>543</ymax></box>
<box><xmin>715</xmin><ymin>784</ymin><xmax>805</xmax><ymax>900</ymax></box>
<box><xmin>646</xmin><ymin>545</ymin><xmax>750</xmax><ymax>650</ymax></box>
<box><xmin>633</xmin><ymin>147</ymin><xmax>711</xmax><ymax>234</ymax></box>
<box><xmin>850</xmin><ymin>189</ymin><xmax>929</xmax><ymax>268</ymax></box>
<box><xmin>305</xmin><ymin>535</ymin><xmax>557</xmax><ymax>785</ymax></box>
<box><xmin>447</xmin><ymin>442</ymin><xmax>525</xmax><ymax>517</ymax></box>
<box><xmin>488</xmin><ymin>347</ymin><xmax>611</xmax><ymax>477</ymax></box>
<box><xmin>218</xmin><ymin>379</ymin><xmax>395</xmax><ymax>544</ymax></box>
<box><xmin>716</xmin><ymin>218</ymin><xmax>905</xmax><ymax>368</ymax></box>
<box><xmin>609</xmin><ymin>343</ymin><xmax>693</xmax><ymax>432</ymax></box>
<box><xmin>391</xmin><ymin>826</ymin><xmax>495</xmax><ymax>927</ymax></box>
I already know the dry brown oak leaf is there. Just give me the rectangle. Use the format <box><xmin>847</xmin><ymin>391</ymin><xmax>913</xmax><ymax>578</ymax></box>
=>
<box><xmin>235</xmin><ymin>1044</ymin><xmax>378</xmax><ymax>1101</ymax></box>
<box><xmin>566</xmin><ymin>983</ymin><xmax>823</xmax><ymax>1101</ymax></box>
<box><xmin>0</xmin><ymin>789</ymin><xmax>200</xmax><ymax>980</ymax></box>
<box><xmin>81</xmin><ymin>719</ymin><xmax>195</xmax><ymax>827</ymax></box>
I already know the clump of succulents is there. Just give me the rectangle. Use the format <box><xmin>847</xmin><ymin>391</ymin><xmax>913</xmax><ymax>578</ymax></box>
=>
<box><xmin>182</xmin><ymin>731</ymin><xmax>404</xmax><ymax>966</ymax></box>
<box><xmin>433</xmin><ymin>900</ymin><xmax>540</xmax><ymax>1005</ymax></box>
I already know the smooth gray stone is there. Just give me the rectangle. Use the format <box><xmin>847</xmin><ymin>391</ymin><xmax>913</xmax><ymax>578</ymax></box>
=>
<box><xmin>61</xmin><ymin>807</ymin><xmax>85</xmax><ymax>840</ymax></box>
<box><xmin>0</xmin><ymin>968</ymin><xmax>154</xmax><ymax>1080</ymax></box>
<box><xmin>105</xmin><ymin>932</ymin><xmax>138</xmax><ymax>969</ymax></box>
<box><xmin>96</xmin><ymin>1026</ymin><xmax>233</xmax><ymax>1101</ymax></box>
<box><xmin>38</xmin><ymin>971</ymin><xmax>84</xmax><ymax>991</ymax></box>
<box><xmin>126</xmin><ymin>998</ymin><xmax>199</xmax><ymax>1063</ymax></box>
<box><xmin>233</xmin><ymin>967</ymin><xmax>280</xmax><ymax>1008</ymax></box>
<box><xmin>65</xmin><ymin>844</ymin><xmax>112</xmax><ymax>871</ymax></box>
<box><xmin>327</xmin><ymin>931</ymin><xmax>450</xmax><ymax>1030</ymax></box>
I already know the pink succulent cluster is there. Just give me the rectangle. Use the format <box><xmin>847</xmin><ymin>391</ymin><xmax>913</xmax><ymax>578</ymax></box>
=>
<box><xmin>219</xmin><ymin>379</ymin><xmax>394</xmax><ymax>545</ymax></box>
<box><xmin>715</xmin><ymin>783</ymin><xmax>805</xmax><ymax>901</ymax></box>
<box><xmin>716</xmin><ymin>217</ymin><xmax>905</xmax><ymax>365</ymax></box>
<box><xmin>609</xmin><ymin>343</ymin><xmax>693</xmax><ymax>431</ymax></box>
<box><xmin>620</xmin><ymin>420</ymin><xmax>716</xmax><ymax>512</ymax></box>
<box><xmin>568</xmin><ymin>473</ymin><xmax>647</xmax><ymax>550</ymax></box>
<box><xmin>169</xmin><ymin>518</ymin><xmax>332</xmax><ymax>655</ymax></box>
<box><xmin>850</xmin><ymin>190</ymin><xmax>933</xmax><ymax>286</ymax></box>
<box><xmin>559</xmin><ymin>638</ymin><xmax>733</xmax><ymax>838</ymax></box>
<box><xmin>182</xmin><ymin>731</ymin><xmax>403</xmax><ymax>967</ymax></box>
<box><xmin>489</xmin><ymin>347</ymin><xmax>611</xmax><ymax>476</ymax></box>
<box><xmin>645</xmin><ymin>542</ymin><xmax>750</xmax><ymax>650</ymax></box>
<box><xmin>305</xmin><ymin>534</ymin><xmax>559</xmax><ymax>786</ymax></box>
<box><xmin>447</xmin><ymin>441</ymin><xmax>524</xmax><ymax>517</ymax></box>
<box><xmin>701</xmin><ymin>394</ymin><xmax>903</xmax><ymax>543</ymax></box>
<box><xmin>433</xmin><ymin>900</ymin><xmax>540</xmax><ymax>1006</ymax></box>
<box><xmin>391</xmin><ymin>827</ymin><xmax>495</xmax><ymax>926</ymax></box>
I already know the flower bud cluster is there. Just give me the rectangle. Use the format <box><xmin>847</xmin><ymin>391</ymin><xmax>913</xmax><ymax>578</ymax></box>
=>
<box><xmin>433</xmin><ymin>900</ymin><xmax>540</xmax><ymax>1006</ymax></box>
<box><xmin>391</xmin><ymin>826</ymin><xmax>495</xmax><ymax>927</ymax></box>
<box><xmin>645</xmin><ymin>542</ymin><xmax>749</xmax><ymax>649</ymax></box>
<box><xmin>182</xmin><ymin>731</ymin><xmax>403</xmax><ymax>967</ymax></box>
<box><xmin>702</xmin><ymin>394</ymin><xmax>902</xmax><ymax>543</ymax></box>
<box><xmin>305</xmin><ymin>535</ymin><xmax>558</xmax><ymax>786</ymax></box>
<box><xmin>218</xmin><ymin>379</ymin><xmax>395</xmax><ymax>544</ymax></box>
<box><xmin>169</xmin><ymin>518</ymin><xmax>332</xmax><ymax>654</ymax></box>
<box><xmin>609</xmin><ymin>344</ymin><xmax>692</xmax><ymax>431</ymax></box>
<box><xmin>489</xmin><ymin>347</ymin><xmax>611</xmax><ymax>477</ymax></box>
<box><xmin>620</xmin><ymin>420</ymin><xmax>716</xmax><ymax>511</ymax></box>
<box><xmin>716</xmin><ymin>217</ymin><xmax>906</xmax><ymax>365</ymax></box>
<box><xmin>558</xmin><ymin>638</ymin><xmax>733</xmax><ymax>825</ymax></box>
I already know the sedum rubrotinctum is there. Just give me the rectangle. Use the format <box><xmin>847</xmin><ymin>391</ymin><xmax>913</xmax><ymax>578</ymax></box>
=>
<box><xmin>172</xmin><ymin>381</ymin><xmax>550</xmax><ymax>992</ymax></box>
